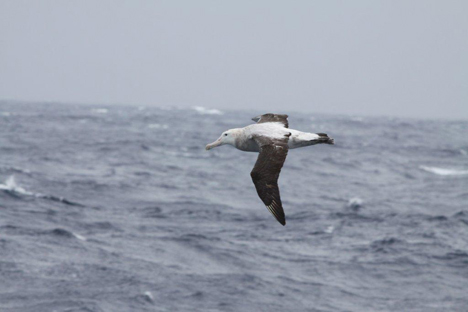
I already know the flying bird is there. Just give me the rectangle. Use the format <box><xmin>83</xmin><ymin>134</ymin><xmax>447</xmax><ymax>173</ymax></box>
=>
<box><xmin>206</xmin><ymin>113</ymin><xmax>334</xmax><ymax>226</ymax></box>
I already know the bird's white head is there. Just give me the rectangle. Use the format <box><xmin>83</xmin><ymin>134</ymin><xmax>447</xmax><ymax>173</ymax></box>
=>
<box><xmin>205</xmin><ymin>129</ymin><xmax>238</xmax><ymax>150</ymax></box>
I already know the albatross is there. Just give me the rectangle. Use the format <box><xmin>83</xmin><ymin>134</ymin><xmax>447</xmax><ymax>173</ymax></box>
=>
<box><xmin>205</xmin><ymin>113</ymin><xmax>334</xmax><ymax>226</ymax></box>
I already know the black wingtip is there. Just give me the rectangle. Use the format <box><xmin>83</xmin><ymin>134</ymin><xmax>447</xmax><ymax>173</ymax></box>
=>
<box><xmin>265</xmin><ymin>202</ymin><xmax>286</xmax><ymax>226</ymax></box>
<box><xmin>277</xmin><ymin>215</ymin><xmax>286</xmax><ymax>226</ymax></box>
<box><xmin>274</xmin><ymin>217</ymin><xmax>286</xmax><ymax>226</ymax></box>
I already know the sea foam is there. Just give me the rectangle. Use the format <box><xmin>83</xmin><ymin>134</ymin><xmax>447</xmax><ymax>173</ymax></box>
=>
<box><xmin>420</xmin><ymin>166</ymin><xmax>468</xmax><ymax>176</ymax></box>
<box><xmin>0</xmin><ymin>176</ymin><xmax>82</xmax><ymax>206</ymax></box>
<box><xmin>91</xmin><ymin>108</ymin><xmax>108</xmax><ymax>114</ymax></box>
<box><xmin>0</xmin><ymin>176</ymin><xmax>35</xmax><ymax>196</ymax></box>
<box><xmin>193</xmin><ymin>106</ymin><xmax>223</xmax><ymax>115</ymax></box>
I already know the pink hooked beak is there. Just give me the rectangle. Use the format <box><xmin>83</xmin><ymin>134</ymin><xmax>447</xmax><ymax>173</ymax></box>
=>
<box><xmin>205</xmin><ymin>138</ymin><xmax>223</xmax><ymax>150</ymax></box>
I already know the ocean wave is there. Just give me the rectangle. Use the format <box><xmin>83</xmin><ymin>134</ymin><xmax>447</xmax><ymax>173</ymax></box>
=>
<box><xmin>1</xmin><ymin>225</ymin><xmax>86</xmax><ymax>241</ymax></box>
<box><xmin>41</xmin><ymin>195</ymin><xmax>84</xmax><ymax>206</ymax></box>
<box><xmin>347</xmin><ymin>197</ymin><xmax>363</xmax><ymax>211</ymax></box>
<box><xmin>134</xmin><ymin>291</ymin><xmax>154</xmax><ymax>304</ymax></box>
<box><xmin>0</xmin><ymin>176</ymin><xmax>83</xmax><ymax>206</ymax></box>
<box><xmin>419</xmin><ymin>166</ymin><xmax>468</xmax><ymax>176</ymax></box>
<box><xmin>91</xmin><ymin>108</ymin><xmax>108</xmax><ymax>114</ymax></box>
<box><xmin>433</xmin><ymin>251</ymin><xmax>468</xmax><ymax>267</ymax></box>
<box><xmin>453</xmin><ymin>210</ymin><xmax>468</xmax><ymax>218</ymax></box>
<box><xmin>48</xmin><ymin>228</ymin><xmax>87</xmax><ymax>241</ymax></box>
<box><xmin>0</xmin><ymin>176</ymin><xmax>35</xmax><ymax>196</ymax></box>
<box><xmin>79</xmin><ymin>221</ymin><xmax>122</xmax><ymax>235</ymax></box>
<box><xmin>192</xmin><ymin>106</ymin><xmax>223</xmax><ymax>115</ymax></box>
<box><xmin>324</xmin><ymin>225</ymin><xmax>335</xmax><ymax>234</ymax></box>
<box><xmin>141</xmin><ymin>206</ymin><xmax>165</xmax><ymax>218</ymax></box>
<box><xmin>370</xmin><ymin>237</ymin><xmax>404</xmax><ymax>253</ymax></box>
<box><xmin>148</xmin><ymin>123</ymin><xmax>168</xmax><ymax>129</ymax></box>
<box><xmin>453</xmin><ymin>210</ymin><xmax>468</xmax><ymax>225</ymax></box>
<box><xmin>332</xmin><ymin>211</ymin><xmax>382</xmax><ymax>222</ymax></box>
<box><xmin>0</xmin><ymin>166</ymin><xmax>31</xmax><ymax>174</ymax></box>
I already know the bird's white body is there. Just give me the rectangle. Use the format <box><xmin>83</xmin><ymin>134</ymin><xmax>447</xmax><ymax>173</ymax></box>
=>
<box><xmin>206</xmin><ymin>122</ymin><xmax>326</xmax><ymax>152</ymax></box>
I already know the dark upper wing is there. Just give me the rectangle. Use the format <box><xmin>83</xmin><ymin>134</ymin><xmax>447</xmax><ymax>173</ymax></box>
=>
<box><xmin>250</xmin><ymin>134</ymin><xmax>290</xmax><ymax>226</ymax></box>
<box><xmin>251</xmin><ymin>113</ymin><xmax>289</xmax><ymax>128</ymax></box>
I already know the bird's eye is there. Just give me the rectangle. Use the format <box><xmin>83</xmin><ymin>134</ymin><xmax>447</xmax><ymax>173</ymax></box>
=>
<box><xmin>224</xmin><ymin>133</ymin><xmax>228</xmax><ymax>136</ymax></box>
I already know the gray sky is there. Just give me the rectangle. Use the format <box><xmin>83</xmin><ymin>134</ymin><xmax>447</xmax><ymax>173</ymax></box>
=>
<box><xmin>1</xmin><ymin>0</ymin><xmax>467</xmax><ymax>119</ymax></box>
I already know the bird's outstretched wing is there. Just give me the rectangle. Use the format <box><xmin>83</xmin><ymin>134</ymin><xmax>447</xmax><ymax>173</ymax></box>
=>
<box><xmin>250</xmin><ymin>133</ymin><xmax>290</xmax><ymax>225</ymax></box>
<box><xmin>251</xmin><ymin>113</ymin><xmax>289</xmax><ymax>128</ymax></box>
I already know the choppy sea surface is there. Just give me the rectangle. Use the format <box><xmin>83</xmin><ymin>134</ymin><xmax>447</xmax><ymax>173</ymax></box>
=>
<box><xmin>1</xmin><ymin>101</ymin><xmax>467</xmax><ymax>312</ymax></box>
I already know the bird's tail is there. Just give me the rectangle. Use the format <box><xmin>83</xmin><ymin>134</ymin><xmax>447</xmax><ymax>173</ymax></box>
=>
<box><xmin>315</xmin><ymin>133</ymin><xmax>334</xmax><ymax>145</ymax></box>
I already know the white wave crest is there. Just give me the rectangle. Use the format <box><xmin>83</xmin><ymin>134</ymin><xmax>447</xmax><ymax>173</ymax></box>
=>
<box><xmin>73</xmin><ymin>233</ymin><xmax>87</xmax><ymax>241</ymax></box>
<box><xmin>148</xmin><ymin>124</ymin><xmax>168</xmax><ymax>129</ymax></box>
<box><xmin>420</xmin><ymin>166</ymin><xmax>468</xmax><ymax>176</ymax></box>
<box><xmin>324</xmin><ymin>225</ymin><xmax>335</xmax><ymax>234</ymax></box>
<box><xmin>193</xmin><ymin>106</ymin><xmax>223</xmax><ymax>115</ymax></box>
<box><xmin>0</xmin><ymin>176</ymin><xmax>35</xmax><ymax>196</ymax></box>
<box><xmin>91</xmin><ymin>108</ymin><xmax>108</xmax><ymax>114</ymax></box>
<box><xmin>0</xmin><ymin>176</ymin><xmax>80</xmax><ymax>207</ymax></box>
<box><xmin>143</xmin><ymin>291</ymin><xmax>154</xmax><ymax>301</ymax></box>
<box><xmin>347</xmin><ymin>197</ymin><xmax>363</xmax><ymax>210</ymax></box>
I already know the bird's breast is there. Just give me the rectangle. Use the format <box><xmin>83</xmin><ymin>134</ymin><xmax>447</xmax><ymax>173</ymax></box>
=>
<box><xmin>234</xmin><ymin>137</ymin><xmax>260</xmax><ymax>152</ymax></box>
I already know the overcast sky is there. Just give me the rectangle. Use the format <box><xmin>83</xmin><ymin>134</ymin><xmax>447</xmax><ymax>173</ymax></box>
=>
<box><xmin>1</xmin><ymin>1</ymin><xmax>467</xmax><ymax>119</ymax></box>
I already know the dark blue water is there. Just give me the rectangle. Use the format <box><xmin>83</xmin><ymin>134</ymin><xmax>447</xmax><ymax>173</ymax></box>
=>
<box><xmin>1</xmin><ymin>101</ymin><xmax>467</xmax><ymax>312</ymax></box>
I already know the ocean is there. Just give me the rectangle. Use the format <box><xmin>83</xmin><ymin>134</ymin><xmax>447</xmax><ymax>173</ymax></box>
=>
<box><xmin>1</xmin><ymin>101</ymin><xmax>467</xmax><ymax>312</ymax></box>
